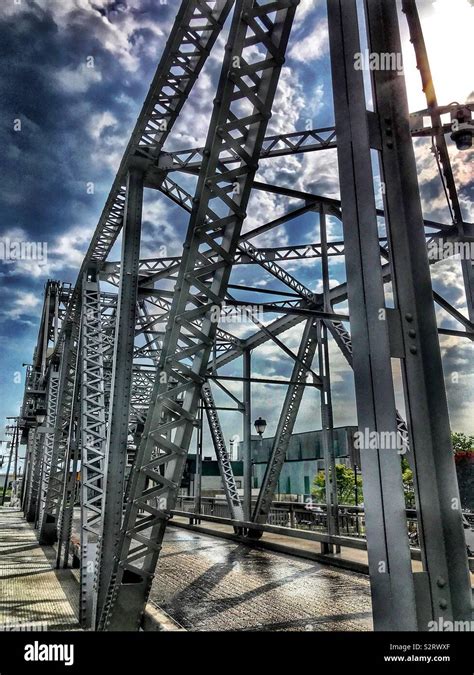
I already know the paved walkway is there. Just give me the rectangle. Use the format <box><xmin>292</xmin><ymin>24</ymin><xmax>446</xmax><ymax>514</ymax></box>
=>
<box><xmin>0</xmin><ymin>508</ymin><xmax>79</xmax><ymax>630</ymax></box>
<box><xmin>150</xmin><ymin>527</ymin><xmax>373</xmax><ymax>631</ymax></box>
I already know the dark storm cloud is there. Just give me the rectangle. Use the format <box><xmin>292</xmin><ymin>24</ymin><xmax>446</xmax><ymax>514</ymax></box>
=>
<box><xmin>0</xmin><ymin>0</ymin><xmax>175</xmax><ymax>422</ymax></box>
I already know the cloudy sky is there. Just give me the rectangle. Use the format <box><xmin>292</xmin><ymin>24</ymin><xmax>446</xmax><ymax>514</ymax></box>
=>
<box><xmin>0</xmin><ymin>0</ymin><xmax>473</xmax><ymax>457</ymax></box>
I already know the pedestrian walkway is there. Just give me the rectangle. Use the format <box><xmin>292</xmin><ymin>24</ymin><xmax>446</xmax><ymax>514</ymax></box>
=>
<box><xmin>0</xmin><ymin>508</ymin><xmax>79</xmax><ymax>631</ymax></box>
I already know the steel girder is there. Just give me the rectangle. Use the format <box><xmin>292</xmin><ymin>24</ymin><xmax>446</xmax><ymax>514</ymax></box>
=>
<box><xmin>55</xmin><ymin>396</ymin><xmax>81</xmax><ymax>570</ymax></box>
<box><xmin>157</xmin><ymin>111</ymin><xmax>471</xmax><ymax>172</ymax></box>
<box><xmin>99</xmin><ymin>0</ymin><xmax>298</xmax><ymax>631</ymax></box>
<box><xmin>95</xmin><ymin>167</ymin><xmax>145</xmax><ymax>622</ymax></box>
<box><xmin>37</xmin><ymin>369</ymin><xmax>60</xmax><ymax>535</ymax></box>
<box><xmin>201</xmin><ymin>382</ymin><xmax>244</xmax><ymax>522</ymax></box>
<box><xmin>328</xmin><ymin>0</ymin><xmax>471</xmax><ymax>629</ymax></box>
<box><xmin>317</xmin><ymin>320</ymin><xmax>339</xmax><ymax>548</ymax></box>
<box><xmin>24</xmin><ymin>429</ymin><xmax>42</xmax><ymax>522</ymax></box>
<box><xmin>79</xmin><ymin>271</ymin><xmax>108</xmax><ymax>628</ymax></box>
<box><xmin>21</xmin><ymin>428</ymin><xmax>34</xmax><ymax>513</ymax></box>
<box><xmin>158</xmin><ymin>126</ymin><xmax>337</xmax><ymax>171</ymax></box>
<box><xmin>328</xmin><ymin>0</ymin><xmax>419</xmax><ymax>630</ymax></box>
<box><xmin>365</xmin><ymin>0</ymin><xmax>471</xmax><ymax>626</ymax></box>
<box><xmin>38</xmin><ymin>321</ymin><xmax>80</xmax><ymax>544</ymax></box>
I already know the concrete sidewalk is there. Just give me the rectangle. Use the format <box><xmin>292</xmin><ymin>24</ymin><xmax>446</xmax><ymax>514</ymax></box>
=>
<box><xmin>0</xmin><ymin>508</ymin><xmax>79</xmax><ymax>631</ymax></box>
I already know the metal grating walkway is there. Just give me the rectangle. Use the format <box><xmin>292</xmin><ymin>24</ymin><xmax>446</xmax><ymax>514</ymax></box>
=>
<box><xmin>0</xmin><ymin>508</ymin><xmax>79</xmax><ymax>631</ymax></box>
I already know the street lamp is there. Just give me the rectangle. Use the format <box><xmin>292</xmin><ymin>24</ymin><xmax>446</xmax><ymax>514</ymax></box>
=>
<box><xmin>253</xmin><ymin>417</ymin><xmax>266</xmax><ymax>497</ymax></box>
<box><xmin>35</xmin><ymin>408</ymin><xmax>47</xmax><ymax>425</ymax></box>
<box><xmin>450</xmin><ymin>106</ymin><xmax>473</xmax><ymax>151</ymax></box>
<box><xmin>254</xmin><ymin>416</ymin><xmax>267</xmax><ymax>437</ymax></box>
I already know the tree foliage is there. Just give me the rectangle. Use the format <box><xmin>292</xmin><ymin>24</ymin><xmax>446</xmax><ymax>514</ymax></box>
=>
<box><xmin>452</xmin><ymin>432</ymin><xmax>474</xmax><ymax>462</ymax></box>
<box><xmin>312</xmin><ymin>464</ymin><xmax>363</xmax><ymax>505</ymax></box>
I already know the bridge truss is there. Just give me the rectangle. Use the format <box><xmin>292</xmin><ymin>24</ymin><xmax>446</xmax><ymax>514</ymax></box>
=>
<box><xmin>16</xmin><ymin>0</ymin><xmax>473</xmax><ymax>631</ymax></box>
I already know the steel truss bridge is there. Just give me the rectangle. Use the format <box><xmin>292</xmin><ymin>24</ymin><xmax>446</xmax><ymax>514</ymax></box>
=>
<box><xmin>13</xmin><ymin>0</ymin><xmax>474</xmax><ymax>631</ymax></box>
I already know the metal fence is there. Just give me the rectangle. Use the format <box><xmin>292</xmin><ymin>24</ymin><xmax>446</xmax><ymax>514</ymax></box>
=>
<box><xmin>173</xmin><ymin>497</ymin><xmax>474</xmax><ymax>553</ymax></box>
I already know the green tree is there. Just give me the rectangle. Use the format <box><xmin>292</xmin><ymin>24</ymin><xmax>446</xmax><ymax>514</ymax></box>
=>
<box><xmin>312</xmin><ymin>464</ymin><xmax>363</xmax><ymax>505</ymax></box>
<box><xmin>451</xmin><ymin>432</ymin><xmax>474</xmax><ymax>460</ymax></box>
<box><xmin>401</xmin><ymin>456</ymin><xmax>415</xmax><ymax>508</ymax></box>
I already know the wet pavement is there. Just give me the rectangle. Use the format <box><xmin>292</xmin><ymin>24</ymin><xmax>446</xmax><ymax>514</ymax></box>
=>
<box><xmin>150</xmin><ymin>527</ymin><xmax>373</xmax><ymax>631</ymax></box>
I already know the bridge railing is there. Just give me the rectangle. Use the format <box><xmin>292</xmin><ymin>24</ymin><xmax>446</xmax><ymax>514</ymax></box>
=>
<box><xmin>173</xmin><ymin>496</ymin><xmax>426</xmax><ymax>543</ymax></box>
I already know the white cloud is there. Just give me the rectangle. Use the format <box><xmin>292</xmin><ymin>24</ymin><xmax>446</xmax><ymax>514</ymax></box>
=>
<box><xmin>54</xmin><ymin>63</ymin><xmax>102</xmax><ymax>94</ymax></box>
<box><xmin>6</xmin><ymin>291</ymin><xmax>41</xmax><ymax>320</ymax></box>
<box><xmin>289</xmin><ymin>18</ymin><xmax>329</xmax><ymax>62</ymax></box>
<box><xmin>87</xmin><ymin>110</ymin><xmax>118</xmax><ymax>140</ymax></box>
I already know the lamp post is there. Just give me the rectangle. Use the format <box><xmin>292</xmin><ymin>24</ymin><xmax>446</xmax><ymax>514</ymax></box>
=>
<box><xmin>253</xmin><ymin>416</ymin><xmax>266</xmax><ymax>496</ymax></box>
<box><xmin>254</xmin><ymin>417</ymin><xmax>267</xmax><ymax>438</ymax></box>
<box><xmin>35</xmin><ymin>409</ymin><xmax>47</xmax><ymax>425</ymax></box>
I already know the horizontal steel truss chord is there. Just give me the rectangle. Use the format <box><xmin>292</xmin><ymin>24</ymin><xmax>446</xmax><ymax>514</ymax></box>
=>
<box><xmin>99</xmin><ymin>0</ymin><xmax>299</xmax><ymax>631</ymax></box>
<box><xmin>134</xmin><ymin>153</ymin><xmax>474</xmax><ymax>342</ymax></box>
<box><xmin>152</xmin><ymin>105</ymin><xmax>472</xmax><ymax>171</ymax></box>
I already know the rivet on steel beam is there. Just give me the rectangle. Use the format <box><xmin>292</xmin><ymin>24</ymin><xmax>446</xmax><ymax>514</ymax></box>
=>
<box><xmin>439</xmin><ymin>599</ymin><xmax>448</xmax><ymax>609</ymax></box>
<box><xmin>405</xmin><ymin>313</ymin><xmax>413</xmax><ymax>322</ymax></box>
<box><xmin>408</xmin><ymin>329</ymin><xmax>416</xmax><ymax>338</ymax></box>
<box><xmin>409</xmin><ymin>345</ymin><xmax>417</xmax><ymax>354</ymax></box>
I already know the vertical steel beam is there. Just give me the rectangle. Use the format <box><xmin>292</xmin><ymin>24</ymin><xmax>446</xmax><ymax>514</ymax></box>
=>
<box><xmin>242</xmin><ymin>349</ymin><xmax>252</xmax><ymax>521</ymax></box>
<box><xmin>80</xmin><ymin>267</ymin><xmax>108</xmax><ymax>628</ymax></box>
<box><xmin>364</xmin><ymin>0</ymin><xmax>472</xmax><ymax>625</ymax></box>
<box><xmin>38</xmin><ymin>323</ymin><xmax>78</xmax><ymax>544</ymax></box>
<box><xmin>1</xmin><ymin>424</ymin><xmax>16</xmax><ymax>506</ymax></box>
<box><xmin>194</xmin><ymin>404</ymin><xmax>203</xmax><ymax>522</ymax></box>
<box><xmin>56</xmin><ymin>395</ymin><xmax>81</xmax><ymax>569</ymax></box>
<box><xmin>319</xmin><ymin>208</ymin><xmax>339</xmax><ymax>549</ymax></box>
<box><xmin>317</xmin><ymin>320</ymin><xmax>339</xmax><ymax>552</ymax></box>
<box><xmin>37</xmin><ymin>369</ymin><xmax>60</xmax><ymax>536</ymax></box>
<box><xmin>21</xmin><ymin>428</ymin><xmax>35</xmax><ymax>514</ymax></box>
<box><xmin>327</xmin><ymin>0</ymin><xmax>418</xmax><ymax>630</ymax></box>
<box><xmin>96</xmin><ymin>166</ymin><xmax>144</xmax><ymax>623</ymax></box>
<box><xmin>25</xmin><ymin>429</ymin><xmax>42</xmax><ymax>523</ymax></box>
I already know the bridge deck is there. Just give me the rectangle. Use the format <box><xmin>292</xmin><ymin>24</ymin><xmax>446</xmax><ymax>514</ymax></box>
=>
<box><xmin>150</xmin><ymin>528</ymin><xmax>373</xmax><ymax>631</ymax></box>
<box><xmin>0</xmin><ymin>508</ymin><xmax>79</xmax><ymax>631</ymax></box>
<box><xmin>0</xmin><ymin>508</ymin><xmax>373</xmax><ymax>632</ymax></box>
